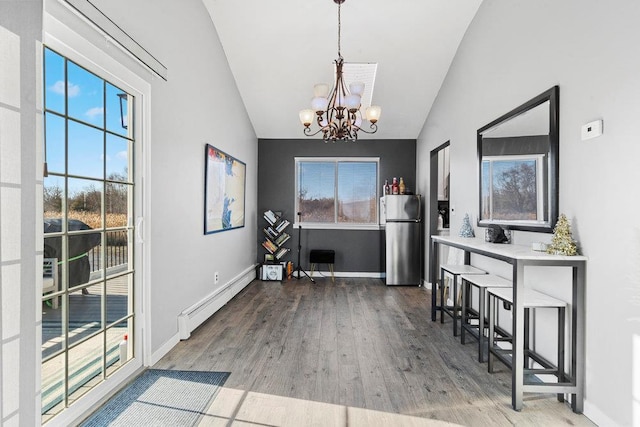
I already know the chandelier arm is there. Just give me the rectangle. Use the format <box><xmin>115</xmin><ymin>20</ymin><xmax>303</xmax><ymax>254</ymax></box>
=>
<box><xmin>353</xmin><ymin>123</ymin><xmax>379</xmax><ymax>134</ymax></box>
<box><xmin>303</xmin><ymin>126</ymin><xmax>326</xmax><ymax>137</ymax></box>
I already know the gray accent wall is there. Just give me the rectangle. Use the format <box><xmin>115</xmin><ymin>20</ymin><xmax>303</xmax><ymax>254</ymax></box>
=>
<box><xmin>258</xmin><ymin>138</ymin><xmax>416</xmax><ymax>274</ymax></box>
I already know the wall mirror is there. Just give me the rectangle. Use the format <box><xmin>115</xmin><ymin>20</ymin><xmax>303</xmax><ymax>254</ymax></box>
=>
<box><xmin>477</xmin><ymin>86</ymin><xmax>559</xmax><ymax>233</ymax></box>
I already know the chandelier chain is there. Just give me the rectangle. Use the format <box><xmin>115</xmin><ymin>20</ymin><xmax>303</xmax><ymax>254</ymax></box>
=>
<box><xmin>337</xmin><ymin>2</ymin><xmax>342</xmax><ymax>59</ymax></box>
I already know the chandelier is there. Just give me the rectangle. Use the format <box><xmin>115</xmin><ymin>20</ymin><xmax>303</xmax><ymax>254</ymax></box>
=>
<box><xmin>298</xmin><ymin>0</ymin><xmax>381</xmax><ymax>142</ymax></box>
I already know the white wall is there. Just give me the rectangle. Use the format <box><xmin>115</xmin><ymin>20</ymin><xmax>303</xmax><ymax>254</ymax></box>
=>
<box><xmin>0</xmin><ymin>2</ymin><xmax>42</xmax><ymax>425</ymax></box>
<box><xmin>417</xmin><ymin>1</ymin><xmax>640</xmax><ymax>425</ymax></box>
<box><xmin>90</xmin><ymin>0</ymin><xmax>259</xmax><ymax>357</ymax></box>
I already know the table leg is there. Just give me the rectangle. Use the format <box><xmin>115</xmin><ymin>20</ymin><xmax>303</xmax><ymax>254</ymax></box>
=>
<box><xmin>557</xmin><ymin>305</ymin><xmax>565</xmax><ymax>403</ymax></box>
<box><xmin>431</xmin><ymin>239</ymin><xmax>438</xmax><ymax>321</ymax></box>
<box><xmin>512</xmin><ymin>261</ymin><xmax>525</xmax><ymax>411</ymax></box>
<box><xmin>573</xmin><ymin>263</ymin><xmax>585</xmax><ymax>413</ymax></box>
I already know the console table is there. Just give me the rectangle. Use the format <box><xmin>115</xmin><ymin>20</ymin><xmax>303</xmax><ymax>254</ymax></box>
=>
<box><xmin>429</xmin><ymin>235</ymin><xmax>587</xmax><ymax>413</ymax></box>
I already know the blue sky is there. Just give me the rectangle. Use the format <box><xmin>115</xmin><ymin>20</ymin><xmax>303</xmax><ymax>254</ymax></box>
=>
<box><xmin>44</xmin><ymin>48</ymin><xmax>131</xmax><ymax>196</ymax></box>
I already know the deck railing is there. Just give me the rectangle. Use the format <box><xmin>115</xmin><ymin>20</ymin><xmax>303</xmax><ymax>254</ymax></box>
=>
<box><xmin>88</xmin><ymin>230</ymin><xmax>129</xmax><ymax>272</ymax></box>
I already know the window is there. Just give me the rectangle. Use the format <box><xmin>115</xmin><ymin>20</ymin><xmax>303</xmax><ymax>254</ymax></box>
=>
<box><xmin>481</xmin><ymin>154</ymin><xmax>545</xmax><ymax>222</ymax></box>
<box><xmin>295</xmin><ymin>158</ymin><xmax>379</xmax><ymax>228</ymax></box>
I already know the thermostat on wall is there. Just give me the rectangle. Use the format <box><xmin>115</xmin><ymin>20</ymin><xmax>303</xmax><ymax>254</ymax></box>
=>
<box><xmin>581</xmin><ymin>119</ymin><xmax>603</xmax><ymax>141</ymax></box>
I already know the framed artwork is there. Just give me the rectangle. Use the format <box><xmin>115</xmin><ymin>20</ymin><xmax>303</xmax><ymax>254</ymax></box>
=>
<box><xmin>204</xmin><ymin>144</ymin><xmax>246</xmax><ymax>234</ymax></box>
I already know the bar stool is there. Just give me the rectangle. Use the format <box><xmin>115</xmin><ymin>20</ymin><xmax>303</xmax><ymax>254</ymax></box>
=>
<box><xmin>439</xmin><ymin>264</ymin><xmax>487</xmax><ymax>336</ymax></box>
<box><xmin>487</xmin><ymin>287</ymin><xmax>566</xmax><ymax>401</ymax></box>
<box><xmin>460</xmin><ymin>273</ymin><xmax>512</xmax><ymax>362</ymax></box>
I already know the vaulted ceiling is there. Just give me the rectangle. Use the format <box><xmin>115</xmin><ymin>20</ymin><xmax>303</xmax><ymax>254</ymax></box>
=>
<box><xmin>202</xmin><ymin>0</ymin><xmax>483</xmax><ymax>140</ymax></box>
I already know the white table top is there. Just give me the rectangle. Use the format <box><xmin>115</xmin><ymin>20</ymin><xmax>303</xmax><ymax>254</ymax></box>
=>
<box><xmin>431</xmin><ymin>235</ymin><xmax>587</xmax><ymax>262</ymax></box>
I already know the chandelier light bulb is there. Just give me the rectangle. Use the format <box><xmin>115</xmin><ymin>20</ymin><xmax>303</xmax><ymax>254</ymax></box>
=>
<box><xmin>299</xmin><ymin>109</ymin><xmax>315</xmax><ymax>126</ymax></box>
<box><xmin>365</xmin><ymin>105</ymin><xmax>382</xmax><ymax>123</ymax></box>
<box><xmin>311</xmin><ymin>96</ymin><xmax>329</xmax><ymax>112</ymax></box>
<box><xmin>345</xmin><ymin>94</ymin><xmax>361</xmax><ymax>111</ymax></box>
<box><xmin>313</xmin><ymin>84</ymin><xmax>330</xmax><ymax>98</ymax></box>
<box><xmin>349</xmin><ymin>82</ymin><xmax>365</xmax><ymax>96</ymax></box>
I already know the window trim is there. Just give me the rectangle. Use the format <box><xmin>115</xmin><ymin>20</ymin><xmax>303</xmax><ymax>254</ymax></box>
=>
<box><xmin>294</xmin><ymin>157</ymin><xmax>381</xmax><ymax>230</ymax></box>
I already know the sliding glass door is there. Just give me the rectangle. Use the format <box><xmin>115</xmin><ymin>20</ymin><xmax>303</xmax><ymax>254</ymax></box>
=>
<box><xmin>41</xmin><ymin>47</ymin><xmax>136</xmax><ymax>421</ymax></box>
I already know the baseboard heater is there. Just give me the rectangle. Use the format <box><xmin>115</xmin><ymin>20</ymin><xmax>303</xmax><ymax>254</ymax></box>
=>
<box><xmin>177</xmin><ymin>264</ymin><xmax>257</xmax><ymax>340</ymax></box>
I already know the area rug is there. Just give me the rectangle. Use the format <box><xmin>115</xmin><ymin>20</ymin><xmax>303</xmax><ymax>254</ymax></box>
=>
<box><xmin>81</xmin><ymin>369</ymin><xmax>230</xmax><ymax>426</ymax></box>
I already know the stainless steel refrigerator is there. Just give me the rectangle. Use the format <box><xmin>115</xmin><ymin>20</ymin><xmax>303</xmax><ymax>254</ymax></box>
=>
<box><xmin>384</xmin><ymin>194</ymin><xmax>422</xmax><ymax>286</ymax></box>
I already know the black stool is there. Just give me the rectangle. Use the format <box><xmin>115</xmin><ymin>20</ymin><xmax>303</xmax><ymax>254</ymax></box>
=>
<box><xmin>309</xmin><ymin>249</ymin><xmax>335</xmax><ymax>282</ymax></box>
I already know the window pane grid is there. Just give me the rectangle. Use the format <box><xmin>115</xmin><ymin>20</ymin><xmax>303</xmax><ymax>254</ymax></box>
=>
<box><xmin>42</xmin><ymin>46</ymin><xmax>136</xmax><ymax>421</ymax></box>
<box><xmin>296</xmin><ymin>158</ymin><xmax>379</xmax><ymax>226</ymax></box>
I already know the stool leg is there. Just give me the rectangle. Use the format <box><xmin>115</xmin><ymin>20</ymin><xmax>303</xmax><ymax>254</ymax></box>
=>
<box><xmin>453</xmin><ymin>275</ymin><xmax>459</xmax><ymax>336</ymax></box>
<box><xmin>461</xmin><ymin>279</ymin><xmax>468</xmax><ymax>344</ymax></box>
<box><xmin>557</xmin><ymin>306</ymin><xmax>566</xmax><ymax>402</ymax></box>
<box><xmin>310</xmin><ymin>263</ymin><xmax>315</xmax><ymax>278</ymax></box>
<box><xmin>440</xmin><ymin>269</ymin><xmax>446</xmax><ymax>324</ymax></box>
<box><xmin>329</xmin><ymin>264</ymin><xmax>335</xmax><ymax>283</ymax></box>
<box><xmin>488</xmin><ymin>293</ymin><xmax>496</xmax><ymax>373</ymax></box>
<box><xmin>478</xmin><ymin>287</ymin><xmax>486</xmax><ymax>363</ymax></box>
<box><xmin>524</xmin><ymin>308</ymin><xmax>530</xmax><ymax>369</ymax></box>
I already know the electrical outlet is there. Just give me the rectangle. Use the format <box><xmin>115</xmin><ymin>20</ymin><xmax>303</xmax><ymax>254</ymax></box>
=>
<box><xmin>214</xmin><ymin>272</ymin><xmax>219</xmax><ymax>284</ymax></box>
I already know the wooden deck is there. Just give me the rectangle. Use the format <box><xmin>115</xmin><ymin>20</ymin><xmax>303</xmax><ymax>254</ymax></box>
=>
<box><xmin>41</xmin><ymin>274</ymin><xmax>130</xmax><ymax>420</ymax></box>
<box><xmin>154</xmin><ymin>278</ymin><xmax>596</xmax><ymax>427</ymax></box>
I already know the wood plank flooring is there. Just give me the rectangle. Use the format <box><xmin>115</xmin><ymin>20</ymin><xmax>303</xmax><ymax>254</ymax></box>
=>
<box><xmin>154</xmin><ymin>278</ymin><xmax>595</xmax><ymax>427</ymax></box>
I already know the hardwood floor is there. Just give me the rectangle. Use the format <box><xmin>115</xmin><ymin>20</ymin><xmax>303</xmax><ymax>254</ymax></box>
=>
<box><xmin>154</xmin><ymin>278</ymin><xmax>595</xmax><ymax>426</ymax></box>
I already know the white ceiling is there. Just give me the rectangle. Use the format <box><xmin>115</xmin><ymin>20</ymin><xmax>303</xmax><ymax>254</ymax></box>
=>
<box><xmin>202</xmin><ymin>0</ymin><xmax>483</xmax><ymax>140</ymax></box>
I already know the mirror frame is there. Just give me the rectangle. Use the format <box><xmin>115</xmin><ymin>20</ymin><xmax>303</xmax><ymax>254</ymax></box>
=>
<box><xmin>477</xmin><ymin>86</ymin><xmax>559</xmax><ymax>233</ymax></box>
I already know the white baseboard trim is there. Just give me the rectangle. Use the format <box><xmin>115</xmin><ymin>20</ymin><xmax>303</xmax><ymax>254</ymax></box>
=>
<box><xmin>582</xmin><ymin>400</ymin><xmax>617</xmax><ymax>427</ymax></box>
<box><xmin>149</xmin><ymin>332</ymin><xmax>180</xmax><ymax>366</ymax></box>
<box><xmin>177</xmin><ymin>264</ymin><xmax>257</xmax><ymax>340</ymax></box>
<box><xmin>424</xmin><ymin>280</ymin><xmax>433</xmax><ymax>290</ymax></box>
<box><xmin>307</xmin><ymin>270</ymin><xmax>385</xmax><ymax>279</ymax></box>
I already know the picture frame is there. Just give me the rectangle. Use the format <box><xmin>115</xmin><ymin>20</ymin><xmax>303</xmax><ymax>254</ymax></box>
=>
<box><xmin>204</xmin><ymin>144</ymin><xmax>246</xmax><ymax>234</ymax></box>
